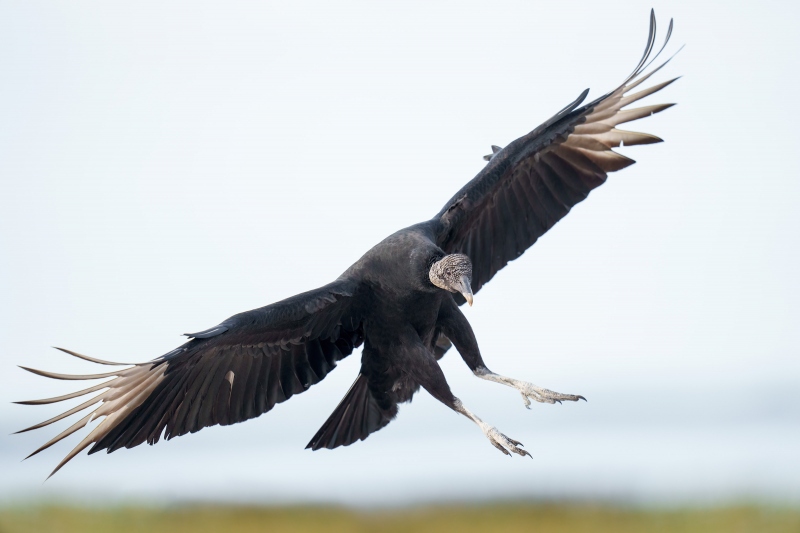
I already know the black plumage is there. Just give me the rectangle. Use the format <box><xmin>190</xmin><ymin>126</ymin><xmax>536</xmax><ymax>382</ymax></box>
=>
<box><xmin>17</xmin><ymin>11</ymin><xmax>680</xmax><ymax>476</ymax></box>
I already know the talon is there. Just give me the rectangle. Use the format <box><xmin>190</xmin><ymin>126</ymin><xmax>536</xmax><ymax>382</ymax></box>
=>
<box><xmin>517</xmin><ymin>382</ymin><xmax>586</xmax><ymax>406</ymax></box>
<box><xmin>510</xmin><ymin>445</ymin><xmax>530</xmax><ymax>458</ymax></box>
<box><xmin>490</xmin><ymin>439</ymin><xmax>510</xmax><ymax>456</ymax></box>
<box><xmin>520</xmin><ymin>392</ymin><xmax>531</xmax><ymax>409</ymax></box>
<box><xmin>483</xmin><ymin>426</ymin><xmax>531</xmax><ymax>458</ymax></box>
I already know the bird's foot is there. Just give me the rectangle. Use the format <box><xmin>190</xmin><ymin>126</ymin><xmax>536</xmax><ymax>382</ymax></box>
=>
<box><xmin>472</xmin><ymin>368</ymin><xmax>586</xmax><ymax>409</ymax></box>
<box><xmin>481</xmin><ymin>424</ymin><xmax>531</xmax><ymax>458</ymax></box>
<box><xmin>517</xmin><ymin>382</ymin><xmax>586</xmax><ymax>408</ymax></box>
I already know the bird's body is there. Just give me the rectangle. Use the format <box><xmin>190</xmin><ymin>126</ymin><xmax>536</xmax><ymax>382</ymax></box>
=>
<box><xmin>347</xmin><ymin>224</ymin><xmax>444</xmax><ymax>313</ymax></box>
<box><xmin>18</xmin><ymin>11</ymin><xmax>680</xmax><ymax>477</ymax></box>
<box><xmin>335</xmin><ymin>225</ymin><xmax>449</xmax><ymax>414</ymax></box>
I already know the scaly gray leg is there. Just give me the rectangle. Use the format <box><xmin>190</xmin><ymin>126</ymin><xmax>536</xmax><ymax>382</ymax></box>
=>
<box><xmin>452</xmin><ymin>398</ymin><xmax>530</xmax><ymax>458</ymax></box>
<box><xmin>474</xmin><ymin>367</ymin><xmax>586</xmax><ymax>408</ymax></box>
<box><xmin>396</xmin><ymin>334</ymin><xmax>531</xmax><ymax>458</ymax></box>
<box><xmin>436</xmin><ymin>298</ymin><xmax>586</xmax><ymax>408</ymax></box>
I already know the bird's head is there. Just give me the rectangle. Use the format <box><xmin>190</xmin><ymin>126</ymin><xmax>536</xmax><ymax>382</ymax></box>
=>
<box><xmin>429</xmin><ymin>253</ymin><xmax>474</xmax><ymax>306</ymax></box>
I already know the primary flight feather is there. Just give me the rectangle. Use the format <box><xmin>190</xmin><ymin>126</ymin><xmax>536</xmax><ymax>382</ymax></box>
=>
<box><xmin>17</xmin><ymin>10</ymin><xmax>679</xmax><ymax>477</ymax></box>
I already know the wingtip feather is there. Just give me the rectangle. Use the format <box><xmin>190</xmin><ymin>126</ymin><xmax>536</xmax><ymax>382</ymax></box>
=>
<box><xmin>19</xmin><ymin>366</ymin><xmax>121</xmax><ymax>381</ymax></box>
<box><xmin>13</xmin><ymin>380</ymin><xmax>112</xmax><ymax>406</ymax></box>
<box><xmin>53</xmin><ymin>347</ymin><xmax>127</xmax><ymax>366</ymax></box>
<box><xmin>22</xmin><ymin>412</ymin><xmax>96</xmax><ymax>461</ymax></box>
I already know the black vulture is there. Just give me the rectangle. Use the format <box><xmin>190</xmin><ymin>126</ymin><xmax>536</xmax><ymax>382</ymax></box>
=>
<box><xmin>17</xmin><ymin>11</ymin><xmax>679</xmax><ymax>477</ymax></box>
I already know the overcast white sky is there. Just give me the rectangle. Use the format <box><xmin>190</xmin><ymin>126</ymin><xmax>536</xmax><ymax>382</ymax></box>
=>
<box><xmin>1</xmin><ymin>1</ymin><xmax>798</xmax><ymax>506</ymax></box>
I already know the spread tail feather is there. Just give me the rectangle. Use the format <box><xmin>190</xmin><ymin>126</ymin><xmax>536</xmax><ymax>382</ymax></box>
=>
<box><xmin>305</xmin><ymin>373</ymin><xmax>396</xmax><ymax>450</ymax></box>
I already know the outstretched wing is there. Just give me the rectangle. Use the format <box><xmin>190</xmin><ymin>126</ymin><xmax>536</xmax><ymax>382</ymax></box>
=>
<box><xmin>16</xmin><ymin>277</ymin><xmax>365</xmax><ymax>477</ymax></box>
<box><xmin>434</xmin><ymin>11</ymin><xmax>679</xmax><ymax>299</ymax></box>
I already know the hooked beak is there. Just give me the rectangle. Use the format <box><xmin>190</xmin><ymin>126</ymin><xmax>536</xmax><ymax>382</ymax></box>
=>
<box><xmin>457</xmin><ymin>275</ymin><xmax>474</xmax><ymax>306</ymax></box>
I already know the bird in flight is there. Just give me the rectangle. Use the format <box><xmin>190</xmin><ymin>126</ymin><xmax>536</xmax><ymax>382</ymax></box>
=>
<box><xmin>17</xmin><ymin>10</ymin><xmax>679</xmax><ymax>477</ymax></box>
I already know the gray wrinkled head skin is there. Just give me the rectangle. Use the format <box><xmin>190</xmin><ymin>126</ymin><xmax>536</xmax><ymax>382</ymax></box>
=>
<box><xmin>429</xmin><ymin>253</ymin><xmax>474</xmax><ymax>305</ymax></box>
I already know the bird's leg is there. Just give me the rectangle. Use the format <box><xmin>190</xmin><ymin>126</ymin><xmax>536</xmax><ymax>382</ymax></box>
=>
<box><xmin>437</xmin><ymin>296</ymin><xmax>585</xmax><ymax>408</ymax></box>
<box><xmin>401</xmin><ymin>333</ymin><xmax>529</xmax><ymax>458</ymax></box>
<box><xmin>452</xmin><ymin>397</ymin><xmax>530</xmax><ymax>458</ymax></box>
<box><xmin>473</xmin><ymin>366</ymin><xmax>585</xmax><ymax>408</ymax></box>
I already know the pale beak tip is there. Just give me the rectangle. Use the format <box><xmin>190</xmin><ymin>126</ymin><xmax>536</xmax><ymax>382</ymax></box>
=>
<box><xmin>458</xmin><ymin>276</ymin><xmax>474</xmax><ymax>307</ymax></box>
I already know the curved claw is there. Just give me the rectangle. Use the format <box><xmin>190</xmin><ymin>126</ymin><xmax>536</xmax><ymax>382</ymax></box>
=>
<box><xmin>521</xmin><ymin>392</ymin><xmax>531</xmax><ymax>409</ymax></box>
<box><xmin>490</xmin><ymin>439</ymin><xmax>511</xmax><ymax>456</ymax></box>
<box><xmin>485</xmin><ymin>427</ymin><xmax>531</xmax><ymax>458</ymax></box>
<box><xmin>519</xmin><ymin>383</ymin><xmax>585</xmax><ymax>407</ymax></box>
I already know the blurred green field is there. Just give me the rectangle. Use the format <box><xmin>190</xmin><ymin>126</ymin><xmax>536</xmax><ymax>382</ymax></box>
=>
<box><xmin>1</xmin><ymin>504</ymin><xmax>799</xmax><ymax>533</ymax></box>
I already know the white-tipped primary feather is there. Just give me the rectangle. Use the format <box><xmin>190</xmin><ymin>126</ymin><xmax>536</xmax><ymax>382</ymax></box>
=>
<box><xmin>53</xmin><ymin>347</ymin><xmax>128</xmax><ymax>366</ymax></box>
<box><xmin>19</xmin><ymin>355</ymin><xmax>167</xmax><ymax>477</ymax></box>
<box><xmin>560</xmin><ymin>17</ymin><xmax>681</xmax><ymax>167</ymax></box>
<box><xmin>19</xmin><ymin>366</ymin><xmax>123</xmax><ymax>381</ymax></box>
<box><xmin>14</xmin><ymin>380</ymin><xmax>113</xmax><ymax>406</ymax></box>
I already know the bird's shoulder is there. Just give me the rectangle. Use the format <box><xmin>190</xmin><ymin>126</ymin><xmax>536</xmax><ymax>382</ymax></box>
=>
<box><xmin>344</xmin><ymin>223</ymin><xmax>442</xmax><ymax>277</ymax></box>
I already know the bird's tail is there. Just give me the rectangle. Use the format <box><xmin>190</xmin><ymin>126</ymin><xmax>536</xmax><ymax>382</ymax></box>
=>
<box><xmin>305</xmin><ymin>373</ymin><xmax>396</xmax><ymax>450</ymax></box>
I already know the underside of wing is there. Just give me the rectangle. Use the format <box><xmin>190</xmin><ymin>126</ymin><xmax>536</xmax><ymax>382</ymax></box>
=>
<box><xmin>434</xmin><ymin>10</ymin><xmax>680</xmax><ymax>299</ymax></box>
<box><xmin>16</xmin><ymin>278</ymin><xmax>365</xmax><ymax>477</ymax></box>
